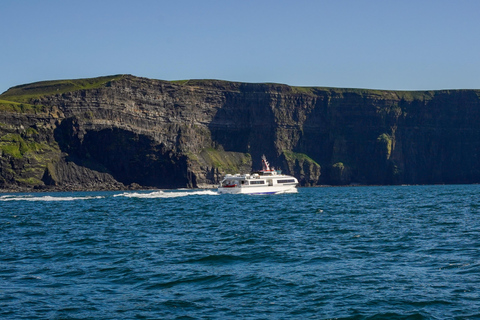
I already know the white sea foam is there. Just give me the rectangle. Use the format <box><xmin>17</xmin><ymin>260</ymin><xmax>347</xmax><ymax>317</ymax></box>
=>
<box><xmin>0</xmin><ymin>195</ymin><xmax>104</xmax><ymax>202</ymax></box>
<box><xmin>114</xmin><ymin>190</ymin><xmax>219</xmax><ymax>199</ymax></box>
<box><xmin>280</xmin><ymin>188</ymin><xmax>298</xmax><ymax>194</ymax></box>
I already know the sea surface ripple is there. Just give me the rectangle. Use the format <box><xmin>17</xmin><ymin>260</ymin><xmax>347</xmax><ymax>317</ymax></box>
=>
<box><xmin>1</xmin><ymin>185</ymin><xmax>480</xmax><ymax>319</ymax></box>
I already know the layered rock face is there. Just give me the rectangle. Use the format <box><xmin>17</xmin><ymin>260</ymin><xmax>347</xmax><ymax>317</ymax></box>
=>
<box><xmin>1</xmin><ymin>75</ymin><xmax>479</xmax><ymax>190</ymax></box>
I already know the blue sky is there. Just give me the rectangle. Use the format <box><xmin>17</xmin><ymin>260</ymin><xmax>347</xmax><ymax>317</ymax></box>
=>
<box><xmin>1</xmin><ymin>0</ymin><xmax>479</xmax><ymax>93</ymax></box>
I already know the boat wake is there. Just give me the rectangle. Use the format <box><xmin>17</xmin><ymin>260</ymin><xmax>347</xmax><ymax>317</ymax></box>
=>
<box><xmin>278</xmin><ymin>189</ymin><xmax>298</xmax><ymax>194</ymax></box>
<box><xmin>0</xmin><ymin>195</ymin><xmax>104</xmax><ymax>202</ymax></box>
<box><xmin>114</xmin><ymin>190</ymin><xmax>220</xmax><ymax>199</ymax></box>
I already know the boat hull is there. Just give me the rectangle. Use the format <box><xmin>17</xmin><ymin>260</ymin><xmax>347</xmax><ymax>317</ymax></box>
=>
<box><xmin>217</xmin><ymin>184</ymin><xmax>297</xmax><ymax>195</ymax></box>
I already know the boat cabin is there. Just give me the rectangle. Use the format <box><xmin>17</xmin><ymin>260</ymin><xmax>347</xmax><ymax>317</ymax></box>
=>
<box><xmin>220</xmin><ymin>173</ymin><xmax>296</xmax><ymax>188</ymax></box>
<box><xmin>217</xmin><ymin>155</ymin><xmax>298</xmax><ymax>194</ymax></box>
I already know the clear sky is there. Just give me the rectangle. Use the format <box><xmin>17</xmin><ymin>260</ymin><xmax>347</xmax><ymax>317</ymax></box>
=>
<box><xmin>1</xmin><ymin>0</ymin><xmax>480</xmax><ymax>93</ymax></box>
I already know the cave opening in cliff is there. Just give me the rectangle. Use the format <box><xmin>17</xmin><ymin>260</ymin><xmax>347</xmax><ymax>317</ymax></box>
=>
<box><xmin>54</xmin><ymin>122</ymin><xmax>190</xmax><ymax>188</ymax></box>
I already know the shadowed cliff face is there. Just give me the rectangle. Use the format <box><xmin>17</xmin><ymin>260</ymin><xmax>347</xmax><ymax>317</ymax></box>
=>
<box><xmin>1</xmin><ymin>75</ymin><xmax>480</xmax><ymax>190</ymax></box>
<box><xmin>54</xmin><ymin>120</ymin><xmax>191</xmax><ymax>188</ymax></box>
<box><xmin>396</xmin><ymin>91</ymin><xmax>480</xmax><ymax>184</ymax></box>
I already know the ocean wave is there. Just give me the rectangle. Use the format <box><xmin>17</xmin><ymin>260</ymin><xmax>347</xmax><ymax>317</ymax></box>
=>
<box><xmin>114</xmin><ymin>190</ymin><xmax>219</xmax><ymax>199</ymax></box>
<box><xmin>0</xmin><ymin>195</ymin><xmax>104</xmax><ymax>201</ymax></box>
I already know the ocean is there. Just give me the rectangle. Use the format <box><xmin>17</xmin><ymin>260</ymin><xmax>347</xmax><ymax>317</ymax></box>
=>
<box><xmin>1</xmin><ymin>185</ymin><xmax>479</xmax><ymax>319</ymax></box>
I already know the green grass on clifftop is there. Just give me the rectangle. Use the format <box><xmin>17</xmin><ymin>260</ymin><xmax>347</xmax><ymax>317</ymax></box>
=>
<box><xmin>0</xmin><ymin>75</ymin><xmax>126</xmax><ymax>104</ymax></box>
<box><xmin>3</xmin><ymin>75</ymin><xmax>478</xmax><ymax>106</ymax></box>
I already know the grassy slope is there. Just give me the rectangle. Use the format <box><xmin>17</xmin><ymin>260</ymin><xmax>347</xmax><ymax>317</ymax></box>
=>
<box><xmin>0</xmin><ymin>74</ymin><xmax>126</xmax><ymax>104</ymax></box>
<box><xmin>0</xmin><ymin>99</ymin><xmax>53</xmax><ymax>113</ymax></box>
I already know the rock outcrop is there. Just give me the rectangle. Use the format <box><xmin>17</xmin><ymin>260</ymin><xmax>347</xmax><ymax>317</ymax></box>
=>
<box><xmin>1</xmin><ymin>74</ymin><xmax>480</xmax><ymax>190</ymax></box>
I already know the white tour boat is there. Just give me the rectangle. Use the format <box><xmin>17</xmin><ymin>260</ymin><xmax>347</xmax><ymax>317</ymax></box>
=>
<box><xmin>217</xmin><ymin>155</ymin><xmax>298</xmax><ymax>194</ymax></box>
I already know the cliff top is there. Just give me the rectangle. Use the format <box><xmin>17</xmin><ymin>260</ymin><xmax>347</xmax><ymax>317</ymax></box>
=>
<box><xmin>1</xmin><ymin>74</ymin><xmax>479</xmax><ymax>107</ymax></box>
<box><xmin>0</xmin><ymin>75</ymin><xmax>127</xmax><ymax>104</ymax></box>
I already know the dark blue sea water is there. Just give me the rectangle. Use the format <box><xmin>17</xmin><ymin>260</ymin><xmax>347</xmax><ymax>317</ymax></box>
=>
<box><xmin>1</xmin><ymin>185</ymin><xmax>480</xmax><ymax>319</ymax></box>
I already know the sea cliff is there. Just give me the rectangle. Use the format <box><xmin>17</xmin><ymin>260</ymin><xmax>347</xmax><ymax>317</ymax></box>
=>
<box><xmin>1</xmin><ymin>75</ymin><xmax>480</xmax><ymax>191</ymax></box>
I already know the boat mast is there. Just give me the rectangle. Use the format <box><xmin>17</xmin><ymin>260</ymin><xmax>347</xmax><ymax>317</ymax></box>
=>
<box><xmin>261</xmin><ymin>155</ymin><xmax>270</xmax><ymax>171</ymax></box>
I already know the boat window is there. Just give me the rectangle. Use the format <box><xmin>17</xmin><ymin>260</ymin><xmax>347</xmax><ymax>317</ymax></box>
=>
<box><xmin>276</xmin><ymin>179</ymin><xmax>296</xmax><ymax>184</ymax></box>
<box><xmin>250</xmin><ymin>180</ymin><xmax>265</xmax><ymax>185</ymax></box>
<box><xmin>222</xmin><ymin>180</ymin><xmax>238</xmax><ymax>187</ymax></box>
